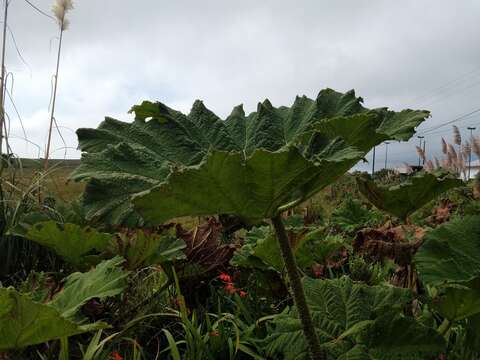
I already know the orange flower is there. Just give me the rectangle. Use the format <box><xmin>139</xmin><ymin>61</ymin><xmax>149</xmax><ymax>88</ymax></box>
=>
<box><xmin>111</xmin><ymin>351</ymin><xmax>123</xmax><ymax>360</ymax></box>
<box><xmin>218</xmin><ymin>273</ymin><xmax>232</xmax><ymax>282</ymax></box>
<box><xmin>223</xmin><ymin>282</ymin><xmax>236</xmax><ymax>294</ymax></box>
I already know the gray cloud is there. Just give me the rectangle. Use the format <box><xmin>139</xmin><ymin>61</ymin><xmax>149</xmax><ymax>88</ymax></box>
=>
<box><xmin>4</xmin><ymin>0</ymin><xmax>480</xmax><ymax>169</ymax></box>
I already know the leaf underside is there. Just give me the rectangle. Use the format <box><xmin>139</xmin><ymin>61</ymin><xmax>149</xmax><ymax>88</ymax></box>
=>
<box><xmin>73</xmin><ymin>89</ymin><xmax>429</xmax><ymax>225</ymax></box>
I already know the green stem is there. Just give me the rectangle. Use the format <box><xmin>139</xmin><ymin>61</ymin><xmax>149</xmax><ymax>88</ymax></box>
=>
<box><xmin>438</xmin><ymin>318</ymin><xmax>451</xmax><ymax>338</ymax></box>
<box><xmin>59</xmin><ymin>336</ymin><xmax>69</xmax><ymax>360</ymax></box>
<box><xmin>271</xmin><ymin>214</ymin><xmax>324</xmax><ymax>360</ymax></box>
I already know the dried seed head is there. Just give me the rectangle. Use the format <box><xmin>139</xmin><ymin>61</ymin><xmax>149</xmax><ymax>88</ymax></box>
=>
<box><xmin>460</xmin><ymin>143</ymin><xmax>469</xmax><ymax>163</ymax></box>
<box><xmin>416</xmin><ymin>146</ymin><xmax>426</xmax><ymax>162</ymax></box>
<box><xmin>52</xmin><ymin>0</ymin><xmax>74</xmax><ymax>30</ymax></box>
<box><xmin>474</xmin><ymin>173</ymin><xmax>480</xmax><ymax>198</ymax></box>
<box><xmin>434</xmin><ymin>157</ymin><xmax>441</xmax><ymax>169</ymax></box>
<box><xmin>425</xmin><ymin>160</ymin><xmax>434</xmax><ymax>173</ymax></box>
<box><xmin>447</xmin><ymin>144</ymin><xmax>457</xmax><ymax>159</ymax></box>
<box><xmin>441</xmin><ymin>137</ymin><xmax>448</xmax><ymax>154</ymax></box>
<box><xmin>473</xmin><ymin>136</ymin><xmax>480</xmax><ymax>158</ymax></box>
<box><xmin>457</xmin><ymin>155</ymin><xmax>465</xmax><ymax>171</ymax></box>
<box><xmin>453</xmin><ymin>125</ymin><xmax>462</xmax><ymax>145</ymax></box>
<box><xmin>403</xmin><ymin>163</ymin><xmax>413</xmax><ymax>175</ymax></box>
<box><xmin>447</xmin><ymin>149</ymin><xmax>455</xmax><ymax>169</ymax></box>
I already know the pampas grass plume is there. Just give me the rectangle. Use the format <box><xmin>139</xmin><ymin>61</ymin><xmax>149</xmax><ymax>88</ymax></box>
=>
<box><xmin>453</xmin><ymin>125</ymin><xmax>462</xmax><ymax>145</ymax></box>
<box><xmin>53</xmin><ymin>0</ymin><xmax>74</xmax><ymax>30</ymax></box>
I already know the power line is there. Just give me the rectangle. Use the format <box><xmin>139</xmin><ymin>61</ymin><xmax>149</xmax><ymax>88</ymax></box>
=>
<box><xmin>23</xmin><ymin>0</ymin><xmax>55</xmax><ymax>21</ymax></box>
<box><xmin>418</xmin><ymin>121</ymin><xmax>480</xmax><ymax>137</ymax></box>
<box><xmin>417</xmin><ymin>107</ymin><xmax>480</xmax><ymax>135</ymax></box>
<box><xmin>408</xmin><ymin>68</ymin><xmax>480</xmax><ymax>106</ymax></box>
<box><xmin>416</xmin><ymin>77</ymin><xmax>480</xmax><ymax>109</ymax></box>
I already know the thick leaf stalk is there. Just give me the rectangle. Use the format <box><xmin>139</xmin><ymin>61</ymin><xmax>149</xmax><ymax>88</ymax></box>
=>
<box><xmin>271</xmin><ymin>214</ymin><xmax>324</xmax><ymax>360</ymax></box>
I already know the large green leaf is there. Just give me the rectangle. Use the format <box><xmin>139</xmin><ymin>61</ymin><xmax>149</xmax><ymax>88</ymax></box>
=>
<box><xmin>24</xmin><ymin>221</ymin><xmax>112</xmax><ymax>268</ymax></box>
<box><xmin>357</xmin><ymin>172</ymin><xmax>464</xmax><ymax>220</ymax></box>
<box><xmin>0</xmin><ymin>258</ymin><xmax>129</xmax><ymax>351</ymax></box>
<box><xmin>0</xmin><ymin>288</ymin><xmax>106</xmax><ymax>351</ymax></box>
<box><xmin>49</xmin><ymin>256</ymin><xmax>129</xmax><ymax>320</ymax></box>
<box><xmin>360</xmin><ymin>313</ymin><xmax>445</xmax><ymax>359</ymax></box>
<box><xmin>73</xmin><ymin>89</ymin><xmax>428</xmax><ymax>225</ymax></box>
<box><xmin>433</xmin><ymin>280</ymin><xmax>480</xmax><ymax>322</ymax></box>
<box><xmin>263</xmin><ymin>277</ymin><xmax>444</xmax><ymax>359</ymax></box>
<box><xmin>415</xmin><ymin>215</ymin><xmax>480</xmax><ymax>287</ymax></box>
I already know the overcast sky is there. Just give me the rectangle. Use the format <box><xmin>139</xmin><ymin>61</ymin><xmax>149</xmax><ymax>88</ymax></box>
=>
<box><xmin>4</xmin><ymin>0</ymin><xmax>480</xmax><ymax>170</ymax></box>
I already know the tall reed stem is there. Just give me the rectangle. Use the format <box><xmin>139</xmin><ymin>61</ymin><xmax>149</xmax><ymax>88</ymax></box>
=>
<box><xmin>271</xmin><ymin>214</ymin><xmax>324</xmax><ymax>360</ymax></box>
<box><xmin>44</xmin><ymin>28</ymin><xmax>63</xmax><ymax>171</ymax></box>
<box><xmin>0</xmin><ymin>0</ymin><xmax>8</xmax><ymax>159</ymax></box>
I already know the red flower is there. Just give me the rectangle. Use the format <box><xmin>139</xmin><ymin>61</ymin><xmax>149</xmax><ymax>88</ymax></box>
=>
<box><xmin>218</xmin><ymin>273</ymin><xmax>232</xmax><ymax>282</ymax></box>
<box><xmin>174</xmin><ymin>297</ymin><xmax>185</xmax><ymax>308</ymax></box>
<box><xmin>239</xmin><ymin>290</ymin><xmax>247</xmax><ymax>297</ymax></box>
<box><xmin>223</xmin><ymin>282</ymin><xmax>236</xmax><ymax>294</ymax></box>
<box><xmin>111</xmin><ymin>351</ymin><xmax>123</xmax><ymax>360</ymax></box>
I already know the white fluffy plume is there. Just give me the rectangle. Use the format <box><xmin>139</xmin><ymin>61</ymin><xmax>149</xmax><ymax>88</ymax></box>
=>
<box><xmin>52</xmin><ymin>0</ymin><xmax>74</xmax><ymax>30</ymax></box>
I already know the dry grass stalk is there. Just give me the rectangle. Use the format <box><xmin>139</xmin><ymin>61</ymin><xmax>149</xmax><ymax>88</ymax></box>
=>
<box><xmin>44</xmin><ymin>0</ymin><xmax>74</xmax><ymax>171</ymax></box>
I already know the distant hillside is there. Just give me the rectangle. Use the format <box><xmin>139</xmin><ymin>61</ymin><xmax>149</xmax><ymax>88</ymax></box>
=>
<box><xmin>7</xmin><ymin>158</ymin><xmax>81</xmax><ymax>169</ymax></box>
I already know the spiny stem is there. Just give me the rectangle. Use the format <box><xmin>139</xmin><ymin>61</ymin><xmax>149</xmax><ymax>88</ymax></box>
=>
<box><xmin>271</xmin><ymin>214</ymin><xmax>324</xmax><ymax>360</ymax></box>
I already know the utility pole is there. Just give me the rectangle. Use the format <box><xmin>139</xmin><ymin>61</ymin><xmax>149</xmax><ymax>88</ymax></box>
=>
<box><xmin>417</xmin><ymin>136</ymin><xmax>424</xmax><ymax>167</ymax></box>
<box><xmin>371</xmin><ymin>146</ymin><xmax>376</xmax><ymax>175</ymax></box>
<box><xmin>467</xmin><ymin>126</ymin><xmax>476</xmax><ymax>179</ymax></box>
<box><xmin>384</xmin><ymin>142</ymin><xmax>389</xmax><ymax>169</ymax></box>
<box><xmin>0</xmin><ymin>0</ymin><xmax>8</xmax><ymax>159</ymax></box>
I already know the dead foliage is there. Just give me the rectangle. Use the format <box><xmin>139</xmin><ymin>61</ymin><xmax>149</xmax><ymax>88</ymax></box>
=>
<box><xmin>176</xmin><ymin>217</ymin><xmax>237</xmax><ymax>275</ymax></box>
<box><xmin>354</xmin><ymin>222</ymin><xmax>425</xmax><ymax>266</ymax></box>
<box><xmin>426</xmin><ymin>199</ymin><xmax>456</xmax><ymax>225</ymax></box>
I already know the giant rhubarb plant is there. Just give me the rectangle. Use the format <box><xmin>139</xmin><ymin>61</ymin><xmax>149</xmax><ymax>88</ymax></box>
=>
<box><xmin>73</xmin><ymin>89</ymin><xmax>429</xmax><ymax>359</ymax></box>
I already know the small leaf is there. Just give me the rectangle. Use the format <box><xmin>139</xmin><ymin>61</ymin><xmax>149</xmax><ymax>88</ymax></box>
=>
<box><xmin>50</xmin><ymin>256</ymin><xmax>129</xmax><ymax>320</ymax></box>
<box><xmin>357</xmin><ymin>172</ymin><xmax>464</xmax><ymax>220</ymax></box>
<box><xmin>24</xmin><ymin>221</ymin><xmax>111</xmax><ymax>268</ymax></box>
